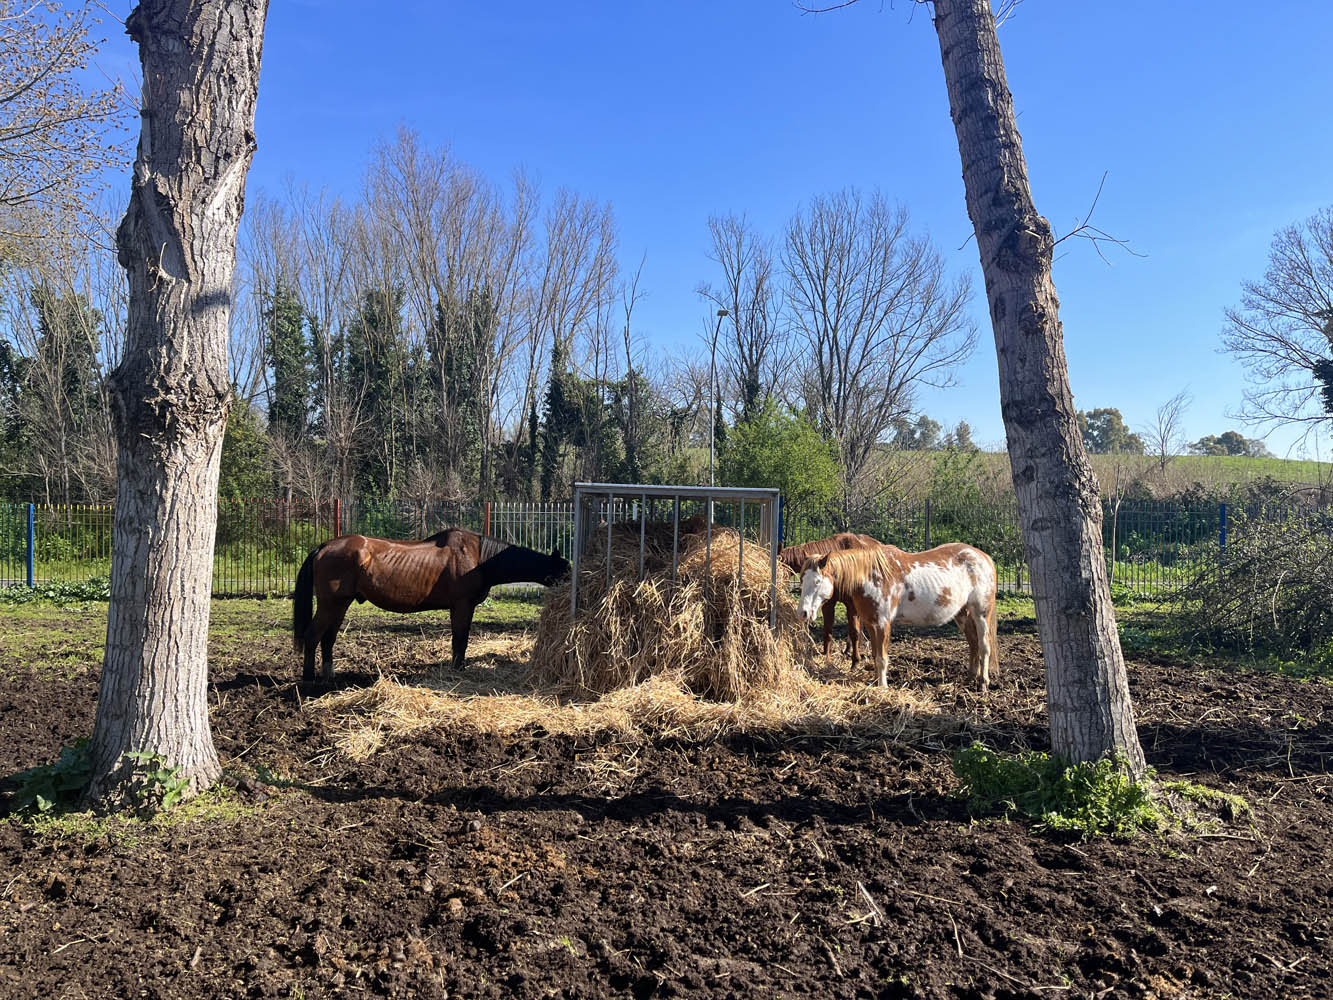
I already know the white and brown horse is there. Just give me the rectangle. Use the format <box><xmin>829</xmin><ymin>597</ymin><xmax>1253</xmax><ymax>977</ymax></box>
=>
<box><xmin>779</xmin><ymin>532</ymin><xmax>882</xmax><ymax>662</ymax></box>
<box><xmin>797</xmin><ymin>542</ymin><xmax>998</xmax><ymax>690</ymax></box>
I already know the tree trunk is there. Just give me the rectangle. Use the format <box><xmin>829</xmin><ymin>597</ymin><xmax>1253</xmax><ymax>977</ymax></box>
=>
<box><xmin>88</xmin><ymin>0</ymin><xmax>268</xmax><ymax>804</ymax></box>
<box><xmin>931</xmin><ymin>0</ymin><xmax>1145</xmax><ymax>773</ymax></box>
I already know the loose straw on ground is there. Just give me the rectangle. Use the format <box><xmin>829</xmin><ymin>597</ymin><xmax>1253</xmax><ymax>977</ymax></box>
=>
<box><xmin>309</xmin><ymin>519</ymin><xmax>957</xmax><ymax>759</ymax></box>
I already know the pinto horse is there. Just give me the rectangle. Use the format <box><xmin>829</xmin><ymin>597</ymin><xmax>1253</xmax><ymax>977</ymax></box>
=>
<box><xmin>779</xmin><ymin>533</ymin><xmax>881</xmax><ymax>663</ymax></box>
<box><xmin>292</xmin><ymin>527</ymin><xmax>569</xmax><ymax>682</ymax></box>
<box><xmin>797</xmin><ymin>542</ymin><xmax>998</xmax><ymax>691</ymax></box>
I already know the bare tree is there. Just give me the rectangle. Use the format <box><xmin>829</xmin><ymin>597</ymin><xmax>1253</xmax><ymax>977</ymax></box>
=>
<box><xmin>1221</xmin><ymin>206</ymin><xmax>1333</xmax><ymax>439</ymax></box>
<box><xmin>0</xmin><ymin>205</ymin><xmax>123</xmax><ymax>502</ymax></box>
<box><xmin>0</xmin><ymin>1</ymin><xmax>129</xmax><ymax>259</ymax></box>
<box><xmin>697</xmin><ymin>214</ymin><xmax>788</xmax><ymax>422</ymax></box>
<box><xmin>1142</xmin><ymin>389</ymin><xmax>1191</xmax><ymax>477</ymax></box>
<box><xmin>89</xmin><ymin>0</ymin><xmax>268</xmax><ymax>803</ymax></box>
<box><xmin>531</xmin><ymin>190</ymin><xmax>619</xmax><ymax>498</ymax></box>
<box><xmin>783</xmin><ymin>189</ymin><xmax>975</xmax><ymax>509</ymax></box>
<box><xmin>929</xmin><ymin>0</ymin><xmax>1145</xmax><ymax>772</ymax></box>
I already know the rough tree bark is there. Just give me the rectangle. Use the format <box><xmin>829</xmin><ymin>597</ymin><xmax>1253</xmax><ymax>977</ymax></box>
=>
<box><xmin>88</xmin><ymin>0</ymin><xmax>269</xmax><ymax>803</ymax></box>
<box><xmin>931</xmin><ymin>0</ymin><xmax>1146</xmax><ymax>772</ymax></box>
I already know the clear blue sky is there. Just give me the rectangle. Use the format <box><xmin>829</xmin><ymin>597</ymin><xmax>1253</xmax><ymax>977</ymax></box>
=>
<box><xmin>100</xmin><ymin>2</ymin><xmax>1333</xmax><ymax>457</ymax></box>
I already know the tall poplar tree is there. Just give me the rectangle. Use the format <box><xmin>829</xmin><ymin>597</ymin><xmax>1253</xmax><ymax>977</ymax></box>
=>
<box><xmin>89</xmin><ymin>0</ymin><xmax>269</xmax><ymax>802</ymax></box>
<box><xmin>930</xmin><ymin>0</ymin><xmax>1144</xmax><ymax>771</ymax></box>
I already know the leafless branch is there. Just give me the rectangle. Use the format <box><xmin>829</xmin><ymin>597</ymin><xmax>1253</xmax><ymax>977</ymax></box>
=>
<box><xmin>1053</xmin><ymin>172</ymin><xmax>1145</xmax><ymax>265</ymax></box>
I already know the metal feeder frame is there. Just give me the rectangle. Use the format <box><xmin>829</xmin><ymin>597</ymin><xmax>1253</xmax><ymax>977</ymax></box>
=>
<box><xmin>569</xmin><ymin>482</ymin><xmax>782</xmax><ymax>631</ymax></box>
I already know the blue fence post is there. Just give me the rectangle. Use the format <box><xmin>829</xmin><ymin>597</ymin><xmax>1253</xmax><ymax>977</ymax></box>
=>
<box><xmin>26</xmin><ymin>503</ymin><xmax>35</xmax><ymax>588</ymax></box>
<box><xmin>776</xmin><ymin>496</ymin><xmax>785</xmax><ymax>548</ymax></box>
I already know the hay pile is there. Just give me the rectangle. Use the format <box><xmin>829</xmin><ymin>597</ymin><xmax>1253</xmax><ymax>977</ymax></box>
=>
<box><xmin>531</xmin><ymin>522</ymin><xmax>815</xmax><ymax>700</ymax></box>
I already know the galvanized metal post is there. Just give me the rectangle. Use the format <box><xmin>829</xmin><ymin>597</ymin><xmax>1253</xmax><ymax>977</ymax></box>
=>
<box><xmin>1218</xmin><ymin>502</ymin><xmax>1227</xmax><ymax>583</ymax></box>
<box><xmin>769</xmin><ymin>497</ymin><xmax>778</xmax><ymax>631</ymax></box>
<box><xmin>639</xmin><ymin>492</ymin><xmax>647</xmax><ymax>580</ymax></box>
<box><xmin>26</xmin><ymin>502</ymin><xmax>34</xmax><ymax>588</ymax></box>
<box><xmin>924</xmin><ymin>498</ymin><xmax>932</xmax><ymax>550</ymax></box>
<box><xmin>671</xmin><ymin>496</ymin><xmax>680</xmax><ymax>581</ymax></box>
<box><xmin>738</xmin><ymin>499</ymin><xmax>745</xmax><ymax>597</ymax></box>
<box><xmin>570</xmin><ymin>490</ymin><xmax>583</xmax><ymax>616</ymax></box>
<box><xmin>705</xmin><ymin>500</ymin><xmax>712</xmax><ymax>591</ymax></box>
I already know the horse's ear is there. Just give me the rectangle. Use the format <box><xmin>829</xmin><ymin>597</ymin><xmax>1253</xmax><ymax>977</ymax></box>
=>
<box><xmin>817</xmin><ymin>553</ymin><xmax>830</xmax><ymax>569</ymax></box>
<box><xmin>551</xmin><ymin>546</ymin><xmax>562</xmax><ymax>559</ymax></box>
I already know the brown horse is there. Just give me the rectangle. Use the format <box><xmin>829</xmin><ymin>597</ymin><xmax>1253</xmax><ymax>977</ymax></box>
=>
<box><xmin>292</xmin><ymin>527</ymin><xmax>569</xmax><ymax>682</ymax></box>
<box><xmin>779</xmin><ymin>532</ymin><xmax>882</xmax><ymax>663</ymax></box>
<box><xmin>797</xmin><ymin>542</ymin><xmax>998</xmax><ymax>690</ymax></box>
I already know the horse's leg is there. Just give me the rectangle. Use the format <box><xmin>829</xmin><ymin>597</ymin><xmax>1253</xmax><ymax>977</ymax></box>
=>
<box><xmin>956</xmin><ymin>609</ymin><xmax>981</xmax><ymax>687</ymax></box>
<box><xmin>976</xmin><ymin>595</ymin><xmax>995</xmax><ymax>693</ymax></box>
<box><xmin>878</xmin><ymin>618</ymin><xmax>894</xmax><ymax>688</ymax></box>
<box><xmin>862</xmin><ymin>616</ymin><xmax>886</xmax><ymax>688</ymax></box>
<box><xmin>316</xmin><ymin>600</ymin><xmax>351</xmax><ymax>683</ymax></box>
<box><xmin>301</xmin><ymin>603</ymin><xmax>333</xmax><ymax>684</ymax></box>
<box><xmin>821</xmin><ymin>600</ymin><xmax>835</xmax><ymax>659</ymax></box>
<box><xmin>450</xmin><ymin>602</ymin><xmax>477</xmax><ymax>669</ymax></box>
<box><xmin>846</xmin><ymin>602</ymin><xmax>862</xmax><ymax>666</ymax></box>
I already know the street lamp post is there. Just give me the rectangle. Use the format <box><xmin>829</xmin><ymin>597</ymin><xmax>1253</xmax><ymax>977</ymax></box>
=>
<box><xmin>708</xmin><ymin>308</ymin><xmax>728</xmax><ymax>488</ymax></box>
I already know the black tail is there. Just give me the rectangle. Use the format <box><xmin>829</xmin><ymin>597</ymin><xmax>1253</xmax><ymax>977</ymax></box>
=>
<box><xmin>292</xmin><ymin>545</ymin><xmax>321</xmax><ymax>652</ymax></box>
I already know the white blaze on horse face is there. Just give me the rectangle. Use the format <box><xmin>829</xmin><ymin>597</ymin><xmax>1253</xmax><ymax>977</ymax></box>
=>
<box><xmin>798</xmin><ymin>568</ymin><xmax>833</xmax><ymax>623</ymax></box>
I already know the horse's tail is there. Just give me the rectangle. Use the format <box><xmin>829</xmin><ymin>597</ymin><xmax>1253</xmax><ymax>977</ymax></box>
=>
<box><xmin>292</xmin><ymin>544</ymin><xmax>322</xmax><ymax>653</ymax></box>
<box><xmin>986</xmin><ymin>592</ymin><xmax>999</xmax><ymax>675</ymax></box>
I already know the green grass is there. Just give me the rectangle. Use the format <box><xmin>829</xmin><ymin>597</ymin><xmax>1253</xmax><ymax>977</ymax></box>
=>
<box><xmin>1150</xmin><ymin>453</ymin><xmax>1331</xmax><ymax>484</ymax></box>
<box><xmin>0</xmin><ymin>594</ymin><xmax>548</xmax><ymax>679</ymax></box>
<box><xmin>15</xmin><ymin>783</ymin><xmax>262</xmax><ymax>846</ymax></box>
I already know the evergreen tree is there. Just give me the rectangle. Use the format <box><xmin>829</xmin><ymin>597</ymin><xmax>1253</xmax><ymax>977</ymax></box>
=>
<box><xmin>263</xmin><ymin>279</ymin><xmax>310</xmax><ymax>439</ymax></box>
<box><xmin>539</xmin><ymin>340</ymin><xmax>573</xmax><ymax>500</ymax></box>
<box><xmin>1077</xmin><ymin>407</ymin><xmax>1145</xmax><ymax>454</ymax></box>
<box><xmin>345</xmin><ymin>285</ymin><xmax>408</xmax><ymax>494</ymax></box>
<box><xmin>218</xmin><ymin>394</ymin><xmax>273</xmax><ymax>497</ymax></box>
<box><xmin>0</xmin><ymin>341</ymin><xmax>32</xmax><ymax>499</ymax></box>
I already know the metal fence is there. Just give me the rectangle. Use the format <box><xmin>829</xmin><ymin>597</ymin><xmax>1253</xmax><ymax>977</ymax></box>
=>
<box><xmin>0</xmin><ymin>495</ymin><xmax>1318</xmax><ymax>599</ymax></box>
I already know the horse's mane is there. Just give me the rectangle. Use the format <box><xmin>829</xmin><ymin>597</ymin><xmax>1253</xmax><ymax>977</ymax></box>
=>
<box><xmin>477</xmin><ymin>534</ymin><xmax>512</xmax><ymax>564</ymax></box>
<box><xmin>821</xmin><ymin>546</ymin><xmax>896</xmax><ymax>591</ymax></box>
<box><xmin>780</xmin><ymin>533</ymin><xmax>877</xmax><ymax>570</ymax></box>
<box><xmin>420</xmin><ymin>526</ymin><xmax>513</xmax><ymax>564</ymax></box>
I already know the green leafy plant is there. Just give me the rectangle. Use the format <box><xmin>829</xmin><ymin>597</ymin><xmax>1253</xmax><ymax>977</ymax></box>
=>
<box><xmin>952</xmin><ymin>743</ymin><xmax>1164</xmax><ymax>839</ymax></box>
<box><xmin>9</xmin><ymin>738</ymin><xmax>93</xmax><ymax>813</ymax></box>
<box><xmin>122</xmin><ymin>750</ymin><xmax>190</xmax><ymax>812</ymax></box>
<box><xmin>0</xmin><ymin>577</ymin><xmax>111</xmax><ymax>605</ymax></box>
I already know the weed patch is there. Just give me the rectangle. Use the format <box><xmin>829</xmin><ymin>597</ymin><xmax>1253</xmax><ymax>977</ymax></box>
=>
<box><xmin>8</xmin><ymin>738</ymin><xmax>93</xmax><ymax>813</ymax></box>
<box><xmin>953</xmin><ymin>744</ymin><xmax>1164</xmax><ymax>839</ymax></box>
<box><xmin>951</xmin><ymin>745</ymin><xmax>1254</xmax><ymax>840</ymax></box>
<box><xmin>0</xmin><ymin>577</ymin><xmax>110</xmax><ymax>605</ymax></box>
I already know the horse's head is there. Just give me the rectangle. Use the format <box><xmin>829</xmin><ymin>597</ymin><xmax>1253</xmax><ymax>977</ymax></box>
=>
<box><xmin>797</xmin><ymin>554</ymin><xmax>834</xmax><ymax>623</ymax></box>
<box><xmin>542</xmin><ymin>547</ymin><xmax>572</xmax><ymax>587</ymax></box>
